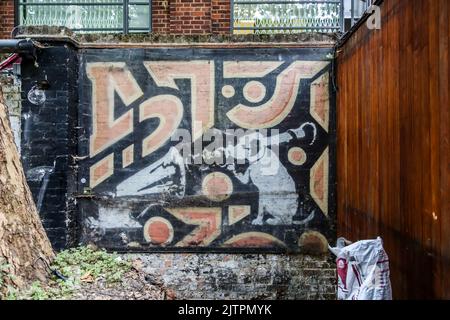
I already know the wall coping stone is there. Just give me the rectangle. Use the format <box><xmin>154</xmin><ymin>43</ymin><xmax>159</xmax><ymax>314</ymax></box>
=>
<box><xmin>14</xmin><ymin>26</ymin><xmax>337</xmax><ymax>48</ymax></box>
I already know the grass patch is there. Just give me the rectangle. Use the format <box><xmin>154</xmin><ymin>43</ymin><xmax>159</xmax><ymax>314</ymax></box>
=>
<box><xmin>52</xmin><ymin>246</ymin><xmax>132</xmax><ymax>284</ymax></box>
<box><xmin>0</xmin><ymin>259</ymin><xmax>9</xmax><ymax>288</ymax></box>
<box><xmin>1</xmin><ymin>246</ymin><xmax>132</xmax><ymax>300</ymax></box>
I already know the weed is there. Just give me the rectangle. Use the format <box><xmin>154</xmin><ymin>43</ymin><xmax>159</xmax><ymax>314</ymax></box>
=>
<box><xmin>0</xmin><ymin>259</ymin><xmax>13</xmax><ymax>299</ymax></box>
<box><xmin>2</xmin><ymin>246</ymin><xmax>132</xmax><ymax>300</ymax></box>
<box><xmin>0</xmin><ymin>259</ymin><xmax>10</xmax><ymax>288</ymax></box>
<box><xmin>52</xmin><ymin>246</ymin><xmax>132</xmax><ymax>284</ymax></box>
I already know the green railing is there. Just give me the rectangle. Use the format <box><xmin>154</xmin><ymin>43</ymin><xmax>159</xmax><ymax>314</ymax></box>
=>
<box><xmin>16</xmin><ymin>0</ymin><xmax>374</xmax><ymax>35</ymax></box>
<box><xmin>232</xmin><ymin>0</ymin><xmax>344</xmax><ymax>34</ymax></box>
<box><xmin>17</xmin><ymin>0</ymin><xmax>151</xmax><ymax>33</ymax></box>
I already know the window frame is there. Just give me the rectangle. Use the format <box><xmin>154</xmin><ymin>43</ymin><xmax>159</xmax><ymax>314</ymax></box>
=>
<box><xmin>15</xmin><ymin>0</ymin><xmax>152</xmax><ymax>34</ymax></box>
<box><xmin>230</xmin><ymin>0</ymin><xmax>345</xmax><ymax>34</ymax></box>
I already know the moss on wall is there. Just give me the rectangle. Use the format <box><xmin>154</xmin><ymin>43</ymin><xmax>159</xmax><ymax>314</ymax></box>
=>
<box><xmin>14</xmin><ymin>26</ymin><xmax>337</xmax><ymax>45</ymax></box>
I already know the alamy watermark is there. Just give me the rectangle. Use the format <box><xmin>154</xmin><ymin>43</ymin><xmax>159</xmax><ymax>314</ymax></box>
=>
<box><xmin>366</xmin><ymin>5</ymin><xmax>382</xmax><ymax>30</ymax></box>
<box><xmin>170</xmin><ymin>122</ymin><xmax>317</xmax><ymax>175</ymax></box>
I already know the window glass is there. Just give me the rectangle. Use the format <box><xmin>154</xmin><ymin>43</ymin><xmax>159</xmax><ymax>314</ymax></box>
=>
<box><xmin>18</xmin><ymin>0</ymin><xmax>151</xmax><ymax>33</ymax></box>
<box><xmin>129</xmin><ymin>4</ymin><xmax>150</xmax><ymax>31</ymax></box>
<box><xmin>232</xmin><ymin>0</ymin><xmax>343</xmax><ymax>34</ymax></box>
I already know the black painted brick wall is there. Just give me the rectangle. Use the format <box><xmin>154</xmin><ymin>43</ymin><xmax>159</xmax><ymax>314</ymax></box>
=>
<box><xmin>20</xmin><ymin>43</ymin><xmax>78</xmax><ymax>251</ymax></box>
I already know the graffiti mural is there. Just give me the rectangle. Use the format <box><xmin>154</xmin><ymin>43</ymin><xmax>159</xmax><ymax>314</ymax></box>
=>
<box><xmin>77</xmin><ymin>48</ymin><xmax>335</xmax><ymax>252</ymax></box>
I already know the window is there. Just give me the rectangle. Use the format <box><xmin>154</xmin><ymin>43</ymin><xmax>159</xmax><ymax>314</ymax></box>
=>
<box><xmin>343</xmin><ymin>0</ymin><xmax>373</xmax><ymax>31</ymax></box>
<box><xmin>17</xmin><ymin>0</ymin><xmax>151</xmax><ymax>33</ymax></box>
<box><xmin>232</xmin><ymin>0</ymin><xmax>345</xmax><ymax>34</ymax></box>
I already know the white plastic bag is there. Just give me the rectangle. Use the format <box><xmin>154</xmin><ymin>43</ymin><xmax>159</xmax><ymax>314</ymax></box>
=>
<box><xmin>329</xmin><ymin>237</ymin><xmax>392</xmax><ymax>300</ymax></box>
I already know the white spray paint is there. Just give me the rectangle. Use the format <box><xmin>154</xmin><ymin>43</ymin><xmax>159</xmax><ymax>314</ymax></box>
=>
<box><xmin>86</xmin><ymin>206</ymin><xmax>142</xmax><ymax>230</ymax></box>
<box><xmin>116</xmin><ymin>147</ymin><xmax>186</xmax><ymax>198</ymax></box>
<box><xmin>222</xmin><ymin>122</ymin><xmax>317</xmax><ymax>225</ymax></box>
<box><xmin>26</xmin><ymin>162</ymin><xmax>55</xmax><ymax>213</ymax></box>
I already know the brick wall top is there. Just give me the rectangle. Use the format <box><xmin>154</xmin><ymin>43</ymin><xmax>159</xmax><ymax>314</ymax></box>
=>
<box><xmin>15</xmin><ymin>26</ymin><xmax>337</xmax><ymax>47</ymax></box>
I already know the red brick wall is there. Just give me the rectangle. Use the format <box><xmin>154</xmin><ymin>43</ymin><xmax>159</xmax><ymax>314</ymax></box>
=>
<box><xmin>0</xmin><ymin>0</ymin><xmax>15</xmax><ymax>39</ymax></box>
<box><xmin>211</xmin><ymin>0</ymin><xmax>231</xmax><ymax>34</ymax></box>
<box><xmin>0</xmin><ymin>1</ymin><xmax>230</xmax><ymax>37</ymax></box>
<box><xmin>152</xmin><ymin>0</ymin><xmax>230</xmax><ymax>35</ymax></box>
<box><xmin>152</xmin><ymin>0</ymin><xmax>171</xmax><ymax>34</ymax></box>
<box><xmin>169</xmin><ymin>0</ymin><xmax>211</xmax><ymax>34</ymax></box>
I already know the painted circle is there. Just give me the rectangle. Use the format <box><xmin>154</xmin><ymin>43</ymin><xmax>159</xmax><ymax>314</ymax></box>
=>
<box><xmin>243</xmin><ymin>81</ymin><xmax>266</xmax><ymax>103</ymax></box>
<box><xmin>221</xmin><ymin>85</ymin><xmax>235</xmax><ymax>98</ymax></box>
<box><xmin>288</xmin><ymin>147</ymin><xmax>307</xmax><ymax>166</ymax></box>
<box><xmin>298</xmin><ymin>231</ymin><xmax>328</xmax><ymax>254</ymax></box>
<box><xmin>143</xmin><ymin>217</ymin><xmax>174</xmax><ymax>245</ymax></box>
<box><xmin>202</xmin><ymin>172</ymin><xmax>233</xmax><ymax>202</ymax></box>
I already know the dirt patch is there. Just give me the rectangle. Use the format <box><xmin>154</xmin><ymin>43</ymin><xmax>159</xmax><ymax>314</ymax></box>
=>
<box><xmin>69</xmin><ymin>267</ymin><xmax>172</xmax><ymax>300</ymax></box>
<box><xmin>1</xmin><ymin>247</ymin><xmax>175</xmax><ymax>300</ymax></box>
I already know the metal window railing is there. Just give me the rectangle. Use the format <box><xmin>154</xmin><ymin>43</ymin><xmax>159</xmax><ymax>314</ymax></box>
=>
<box><xmin>15</xmin><ymin>0</ymin><xmax>375</xmax><ymax>35</ymax></box>
<box><xmin>16</xmin><ymin>0</ymin><xmax>151</xmax><ymax>34</ymax></box>
<box><xmin>231</xmin><ymin>0</ymin><xmax>345</xmax><ymax>34</ymax></box>
<box><xmin>231</xmin><ymin>0</ymin><xmax>376</xmax><ymax>34</ymax></box>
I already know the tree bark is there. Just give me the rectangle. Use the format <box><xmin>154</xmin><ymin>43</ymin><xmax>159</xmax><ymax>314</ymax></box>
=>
<box><xmin>0</xmin><ymin>89</ymin><xmax>54</xmax><ymax>293</ymax></box>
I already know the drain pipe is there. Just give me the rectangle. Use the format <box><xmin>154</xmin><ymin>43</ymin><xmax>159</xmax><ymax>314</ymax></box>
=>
<box><xmin>0</xmin><ymin>39</ymin><xmax>36</xmax><ymax>60</ymax></box>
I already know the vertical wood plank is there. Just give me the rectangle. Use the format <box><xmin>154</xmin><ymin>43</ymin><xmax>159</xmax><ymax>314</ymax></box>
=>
<box><xmin>336</xmin><ymin>0</ymin><xmax>449</xmax><ymax>299</ymax></box>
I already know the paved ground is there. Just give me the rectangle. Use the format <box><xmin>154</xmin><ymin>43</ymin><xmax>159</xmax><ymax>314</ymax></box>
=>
<box><xmin>69</xmin><ymin>258</ymin><xmax>175</xmax><ymax>300</ymax></box>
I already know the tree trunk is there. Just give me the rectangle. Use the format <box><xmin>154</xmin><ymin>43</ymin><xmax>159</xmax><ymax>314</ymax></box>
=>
<box><xmin>0</xmin><ymin>89</ymin><xmax>54</xmax><ymax>293</ymax></box>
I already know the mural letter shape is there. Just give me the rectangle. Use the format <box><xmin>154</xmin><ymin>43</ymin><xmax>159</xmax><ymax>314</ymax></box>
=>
<box><xmin>139</xmin><ymin>95</ymin><xmax>184</xmax><ymax>158</ymax></box>
<box><xmin>87</xmin><ymin>62</ymin><xmax>143</xmax><ymax>157</ymax></box>
<box><xmin>226</xmin><ymin>61</ymin><xmax>329</xmax><ymax>129</ymax></box>
<box><xmin>144</xmin><ymin>61</ymin><xmax>215</xmax><ymax>141</ymax></box>
<box><xmin>165</xmin><ymin>207</ymin><xmax>222</xmax><ymax>247</ymax></box>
